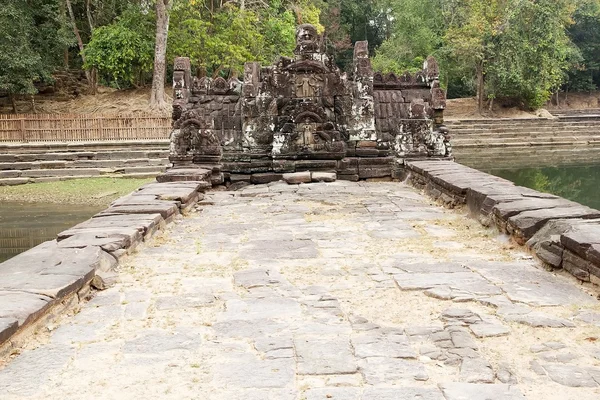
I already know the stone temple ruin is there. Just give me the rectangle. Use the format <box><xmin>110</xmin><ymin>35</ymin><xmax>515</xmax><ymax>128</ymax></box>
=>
<box><xmin>169</xmin><ymin>24</ymin><xmax>450</xmax><ymax>184</ymax></box>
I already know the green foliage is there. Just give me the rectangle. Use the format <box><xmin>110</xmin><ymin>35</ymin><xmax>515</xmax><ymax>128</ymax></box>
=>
<box><xmin>83</xmin><ymin>6</ymin><xmax>155</xmax><ymax>88</ymax></box>
<box><xmin>486</xmin><ymin>0</ymin><xmax>577</xmax><ymax>109</ymax></box>
<box><xmin>169</xmin><ymin>1</ymin><xmax>303</xmax><ymax>77</ymax></box>
<box><xmin>372</xmin><ymin>0</ymin><xmax>444</xmax><ymax>74</ymax></box>
<box><xmin>566</xmin><ymin>0</ymin><xmax>600</xmax><ymax>91</ymax></box>
<box><xmin>374</xmin><ymin>0</ymin><xmax>583</xmax><ymax>109</ymax></box>
<box><xmin>0</xmin><ymin>0</ymin><xmax>70</xmax><ymax>96</ymax></box>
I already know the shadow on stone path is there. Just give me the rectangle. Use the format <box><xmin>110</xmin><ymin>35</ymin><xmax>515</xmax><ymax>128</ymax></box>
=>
<box><xmin>0</xmin><ymin>181</ymin><xmax>599</xmax><ymax>399</ymax></box>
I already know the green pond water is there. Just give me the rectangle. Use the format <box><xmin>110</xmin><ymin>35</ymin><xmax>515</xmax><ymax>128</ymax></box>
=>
<box><xmin>0</xmin><ymin>202</ymin><xmax>102</xmax><ymax>263</ymax></box>
<box><xmin>462</xmin><ymin>162</ymin><xmax>600</xmax><ymax>210</ymax></box>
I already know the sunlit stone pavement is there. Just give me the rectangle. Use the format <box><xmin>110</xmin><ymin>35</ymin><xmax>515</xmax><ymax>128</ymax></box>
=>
<box><xmin>1</xmin><ymin>181</ymin><xmax>599</xmax><ymax>399</ymax></box>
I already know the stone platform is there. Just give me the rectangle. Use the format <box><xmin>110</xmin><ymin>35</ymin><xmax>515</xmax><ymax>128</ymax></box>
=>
<box><xmin>0</xmin><ymin>181</ymin><xmax>598</xmax><ymax>399</ymax></box>
<box><xmin>405</xmin><ymin>160</ymin><xmax>600</xmax><ymax>284</ymax></box>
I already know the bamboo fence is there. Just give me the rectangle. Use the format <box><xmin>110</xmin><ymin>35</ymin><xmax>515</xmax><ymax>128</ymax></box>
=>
<box><xmin>0</xmin><ymin>114</ymin><xmax>172</xmax><ymax>142</ymax></box>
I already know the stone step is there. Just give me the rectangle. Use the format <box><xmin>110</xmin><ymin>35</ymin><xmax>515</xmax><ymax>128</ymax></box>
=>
<box><xmin>452</xmin><ymin>133</ymin><xmax>600</xmax><ymax>142</ymax></box>
<box><xmin>0</xmin><ymin>139</ymin><xmax>170</xmax><ymax>154</ymax></box>
<box><xmin>452</xmin><ymin>138</ymin><xmax>600</xmax><ymax>147</ymax></box>
<box><xmin>0</xmin><ymin>150</ymin><xmax>169</xmax><ymax>162</ymax></box>
<box><xmin>450</xmin><ymin>126</ymin><xmax>600</xmax><ymax>134</ymax></box>
<box><xmin>0</xmin><ymin>171</ymin><xmax>162</xmax><ymax>186</ymax></box>
<box><xmin>0</xmin><ymin>158</ymin><xmax>169</xmax><ymax>171</ymax></box>
<box><xmin>9</xmin><ymin>165</ymin><xmax>166</xmax><ymax>179</ymax></box>
<box><xmin>453</xmin><ymin>140</ymin><xmax>599</xmax><ymax>149</ymax></box>
<box><xmin>446</xmin><ymin>116</ymin><xmax>600</xmax><ymax>125</ymax></box>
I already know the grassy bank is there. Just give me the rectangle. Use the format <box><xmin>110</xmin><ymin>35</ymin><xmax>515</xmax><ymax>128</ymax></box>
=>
<box><xmin>0</xmin><ymin>178</ymin><xmax>154</xmax><ymax>206</ymax></box>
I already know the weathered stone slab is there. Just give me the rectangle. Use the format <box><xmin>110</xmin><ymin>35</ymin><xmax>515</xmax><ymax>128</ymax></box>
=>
<box><xmin>540</xmin><ymin>363</ymin><xmax>600</xmax><ymax>387</ymax></box>
<box><xmin>233</xmin><ymin>269</ymin><xmax>282</xmax><ymax>288</ymax></box>
<box><xmin>469</xmin><ymin>323</ymin><xmax>510</xmax><ymax>338</ymax></box>
<box><xmin>560</xmin><ymin>224</ymin><xmax>600</xmax><ymax>258</ymax></box>
<box><xmin>154</xmin><ymin>294</ymin><xmax>215</xmax><ymax>310</ymax></box>
<box><xmin>493</xmin><ymin>197</ymin><xmax>577</xmax><ymax>220</ymax></box>
<box><xmin>500</xmin><ymin>281</ymin><xmax>595</xmax><ymax>306</ymax></box>
<box><xmin>0</xmin><ymin>242</ymin><xmax>110</xmax><ymax>299</ymax></box>
<box><xmin>312</xmin><ymin>172</ymin><xmax>336</xmax><ymax>182</ymax></box>
<box><xmin>352</xmin><ymin>331</ymin><xmax>416</xmax><ymax>359</ymax></box>
<box><xmin>362</xmin><ymin>387</ymin><xmax>444</xmax><ymax>400</ymax></box>
<box><xmin>394</xmin><ymin>272</ymin><xmax>498</xmax><ymax>296</ymax></box>
<box><xmin>460</xmin><ymin>357</ymin><xmax>495</xmax><ymax>383</ymax></box>
<box><xmin>0</xmin><ymin>344</ymin><xmax>75</xmax><ymax>396</ymax></box>
<box><xmin>497</xmin><ymin>305</ymin><xmax>575</xmax><ymax>328</ymax></box>
<box><xmin>213</xmin><ymin>355</ymin><xmax>295</xmax><ymax>389</ymax></box>
<box><xmin>239</xmin><ymin>240</ymin><xmax>318</xmax><ymax>260</ymax></box>
<box><xmin>439</xmin><ymin>383</ymin><xmax>526</xmax><ymax>400</ymax></box>
<box><xmin>303</xmin><ymin>388</ymin><xmax>360</xmax><ymax>400</ymax></box>
<box><xmin>156</xmin><ymin>168</ymin><xmax>211</xmax><ymax>183</ymax></box>
<box><xmin>221</xmin><ymin>298</ymin><xmax>301</xmax><ymax>322</ymax></box>
<box><xmin>294</xmin><ymin>335</ymin><xmax>357</xmax><ymax>375</ymax></box>
<box><xmin>508</xmin><ymin>207</ymin><xmax>600</xmax><ymax>240</ymax></box>
<box><xmin>358</xmin><ymin>357</ymin><xmax>429</xmax><ymax>384</ymax></box>
<box><xmin>57</xmin><ymin>229</ymin><xmax>142</xmax><ymax>253</ymax></box>
<box><xmin>283</xmin><ymin>171</ymin><xmax>311</xmax><ymax>184</ymax></box>
<box><xmin>0</xmin><ymin>291</ymin><xmax>53</xmax><ymax>328</ymax></box>
<box><xmin>0</xmin><ymin>317</ymin><xmax>18</xmax><ymax>344</ymax></box>
<box><xmin>59</xmin><ymin>214</ymin><xmax>164</xmax><ymax>239</ymax></box>
<box><xmin>97</xmin><ymin>203</ymin><xmax>179</xmax><ymax>220</ymax></box>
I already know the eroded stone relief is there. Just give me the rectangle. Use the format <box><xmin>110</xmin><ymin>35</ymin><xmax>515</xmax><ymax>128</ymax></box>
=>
<box><xmin>169</xmin><ymin>24</ymin><xmax>451</xmax><ymax>181</ymax></box>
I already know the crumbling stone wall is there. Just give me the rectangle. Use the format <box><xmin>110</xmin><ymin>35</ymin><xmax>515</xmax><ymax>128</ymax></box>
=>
<box><xmin>169</xmin><ymin>24</ymin><xmax>451</xmax><ymax>182</ymax></box>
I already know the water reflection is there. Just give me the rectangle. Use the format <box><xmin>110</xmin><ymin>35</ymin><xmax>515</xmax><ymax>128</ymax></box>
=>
<box><xmin>457</xmin><ymin>147</ymin><xmax>600</xmax><ymax>210</ymax></box>
<box><xmin>0</xmin><ymin>202</ymin><xmax>102</xmax><ymax>262</ymax></box>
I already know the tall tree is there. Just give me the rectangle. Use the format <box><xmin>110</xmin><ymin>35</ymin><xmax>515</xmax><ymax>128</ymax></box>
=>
<box><xmin>150</xmin><ymin>0</ymin><xmax>173</xmax><ymax>110</ymax></box>
<box><xmin>0</xmin><ymin>0</ymin><xmax>71</xmax><ymax>113</ymax></box>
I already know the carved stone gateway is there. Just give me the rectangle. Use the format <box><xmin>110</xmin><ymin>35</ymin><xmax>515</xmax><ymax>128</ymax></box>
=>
<box><xmin>169</xmin><ymin>24</ymin><xmax>451</xmax><ymax>182</ymax></box>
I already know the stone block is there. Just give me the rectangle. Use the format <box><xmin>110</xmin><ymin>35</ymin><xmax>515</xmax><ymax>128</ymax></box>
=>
<box><xmin>0</xmin><ymin>177</ymin><xmax>31</xmax><ymax>186</ymax></box>
<box><xmin>0</xmin><ymin>170</ymin><xmax>21</xmax><ymax>179</ymax></box>
<box><xmin>0</xmin><ymin>317</ymin><xmax>18</xmax><ymax>344</ymax></box>
<box><xmin>97</xmin><ymin>203</ymin><xmax>179</xmax><ymax>220</ymax></box>
<box><xmin>0</xmin><ymin>241</ymin><xmax>108</xmax><ymax>299</ymax></box>
<box><xmin>230</xmin><ymin>174</ymin><xmax>252</xmax><ymax>183</ymax></box>
<box><xmin>560</xmin><ymin>223</ymin><xmax>600</xmax><ymax>259</ymax></box>
<box><xmin>439</xmin><ymin>383</ymin><xmax>526</xmax><ymax>400</ymax></box>
<box><xmin>272</xmin><ymin>160</ymin><xmax>296</xmax><ymax>173</ymax></box>
<box><xmin>563</xmin><ymin>250</ymin><xmax>592</xmax><ymax>281</ymax></box>
<box><xmin>355</xmin><ymin>148</ymin><xmax>380</xmax><ymax>157</ymax></box>
<box><xmin>311</xmin><ymin>172</ymin><xmax>336</xmax><ymax>183</ymax></box>
<box><xmin>338</xmin><ymin>174</ymin><xmax>359</xmax><ymax>182</ymax></box>
<box><xmin>60</xmin><ymin>214</ymin><xmax>164</xmax><ymax>239</ymax></box>
<box><xmin>295</xmin><ymin>160</ymin><xmax>337</xmax><ymax>171</ymax></box>
<box><xmin>283</xmin><ymin>172</ymin><xmax>311</xmax><ymax>184</ymax></box>
<box><xmin>157</xmin><ymin>168</ymin><xmax>211</xmax><ymax>183</ymax></box>
<box><xmin>0</xmin><ymin>292</ymin><xmax>52</xmax><ymax>328</ymax></box>
<box><xmin>251</xmin><ymin>173</ymin><xmax>283</xmax><ymax>184</ymax></box>
<box><xmin>507</xmin><ymin>206</ymin><xmax>600</xmax><ymax>241</ymax></box>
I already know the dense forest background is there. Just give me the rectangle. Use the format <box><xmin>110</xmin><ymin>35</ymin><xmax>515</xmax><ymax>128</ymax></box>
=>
<box><xmin>2</xmin><ymin>0</ymin><xmax>600</xmax><ymax>111</ymax></box>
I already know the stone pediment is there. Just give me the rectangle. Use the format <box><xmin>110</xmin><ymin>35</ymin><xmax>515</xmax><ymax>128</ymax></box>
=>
<box><xmin>283</xmin><ymin>60</ymin><xmax>330</xmax><ymax>74</ymax></box>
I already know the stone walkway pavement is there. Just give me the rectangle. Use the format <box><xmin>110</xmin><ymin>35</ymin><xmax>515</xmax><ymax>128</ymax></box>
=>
<box><xmin>1</xmin><ymin>181</ymin><xmax>600</xmax><ymax>399</ymax></box>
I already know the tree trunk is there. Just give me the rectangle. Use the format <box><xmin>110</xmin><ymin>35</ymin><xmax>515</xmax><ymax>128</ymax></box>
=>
<box><xmin>476</xmin><ymin>61</ymin><xmax>485</xmax><ymax>114</ymax></box>
<box><xmin>9</xmin><ymin>94</ymin><xmax>17</xmax><ymax>114</ymax></box>
<box><xmin>86</xmin><ymin>0</ymin><xmax>94</xmax><ymax>31</ymax></box>
<box><xmin>150</xmin><ymin>0</ymin><xmax>173</xmax><ymax>110</ymax></box>
<box><xmin>30</xmin><ymin>95</ymin><xmax>36</xmax><ymax>114</ymax></box>
<box><xmin>66</xmin><ymin>0</ymin><xmax>95</xmax><ymax>94</ymax></box>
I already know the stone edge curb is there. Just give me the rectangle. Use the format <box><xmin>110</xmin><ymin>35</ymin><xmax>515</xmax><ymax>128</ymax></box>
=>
<box><xmin>0</xmin><ymin>169</ymin><xmax>212</xmax><ymax>354</ymax></box>
<box><xmin>402</xmin><ymin>159</ymin><xmax>600</xmax><ymax>286</ymax></box>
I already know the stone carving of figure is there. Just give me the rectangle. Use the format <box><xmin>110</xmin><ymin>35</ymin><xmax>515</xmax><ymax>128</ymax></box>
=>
<box><xmin>295</xmin><ymin>24</ymin><xmax>320</xmax><ymax>53</ymax></box>
<box><xmin>295</xmin><ymin>75</ymin><xmax>321</xmax><ymax>97</ymax></box>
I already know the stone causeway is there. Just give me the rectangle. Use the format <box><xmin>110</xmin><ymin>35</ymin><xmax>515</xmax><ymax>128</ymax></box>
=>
<box><xmin>1</xmin><ymin>23</ymin><xmax>600</xmax><ymax>400</ymax></box>
<box><xmin>1</xmin><ymin>176</ymin><xmax>599</xmax><ymax>399</ymax></box>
